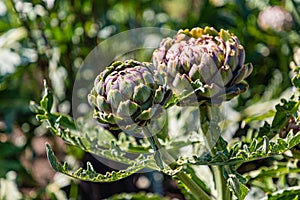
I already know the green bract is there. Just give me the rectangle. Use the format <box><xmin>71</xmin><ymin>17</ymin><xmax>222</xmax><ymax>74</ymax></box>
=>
<box><xmin>88</xmin><ymin>60</ymin><xmax>172</xmax><ymax>133</ymax></box>
<box><xmin>152</xmin><ymin>26</ymin><xmax>253</xmax><ymax>105</ymax></box>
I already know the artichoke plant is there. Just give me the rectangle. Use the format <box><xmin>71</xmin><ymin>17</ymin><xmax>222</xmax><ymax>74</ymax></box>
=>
<box><xmin>88</xmin><ymin>59</ymin><xmax>172</xmax><ymax>134</ymax></box>
<box><xmin>152</xmin><ymin>26</ymin><xmax>252</xmax><ymax>105</ymax></box>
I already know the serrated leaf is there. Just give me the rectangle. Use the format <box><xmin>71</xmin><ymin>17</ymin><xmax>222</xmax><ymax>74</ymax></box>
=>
<box><xmin>276</xmin><ymin>138</ymin><xmax>288</xmax><ymax>153</ymax></box>
<box><xmin>229</xmin><ymin>142</ymin><xmax>242</xmax><ymax>157</ymax></box>
<box><xmin>46</xmin><ymin>144</ymin><xmax>150</xmax><ymax>182</ymax></box>
<box><xmin>29</xmin><ymin>100</ymin><xmax>43</xmax><ymax>114</ymax></box>
<box><xmin>248</xmin><ymin>138</ymin><xmax>258</xmax><ymax>152</ymax></box>
<box><xmin>40</xmin><ymin>81</ymin><xmax>54</xmax><ymax>112</ymax></box>
<box><xmin>287</xmin><ymin>131</ymin><xmax>300</xmax><ymax>148</ymax></box>
<box><xmin>271</xmin><ymin>100</ymin><xmax>300</xmax><ymax>131</ymax></box>
<box><xmin>187</xmin><ymin>131</ymin><xmax>300</xmax><ymax>167</ymax></box>
<box><xmin>263</xmin><ymin>186</ymin><xmax>300</xmax><ymax>200</ymax></box>
<box><xmin>257</xmin><ymin>122</ymin><xmax>273</xmax><ymax>138</ymax></box>
<box><xmin>109</xmin><ymin>192</ymin><xmax>170</xmax><ymax>200</ymax></box>
<box><xmin>55</xmin><ymin>115</ymin><xmax>76</xmax><ymax>130</ymax></box>
<box><xmin>46</xmin><ymin>143</ymin><xmax>62</xmax><ymax>172</ymax></box>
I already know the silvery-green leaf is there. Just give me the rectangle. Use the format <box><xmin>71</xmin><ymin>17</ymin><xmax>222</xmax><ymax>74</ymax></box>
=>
<box><xmin>46</xmin><ymin>144</ymin><xmax>149</xmax><ymax>182</ymax></box>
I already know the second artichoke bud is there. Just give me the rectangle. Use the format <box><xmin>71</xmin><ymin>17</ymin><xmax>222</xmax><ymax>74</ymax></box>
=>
<box><xmin>88</xmin><ymin>60</ymin><xmax>172</xmax><ymax>134</ymax></box>
<box><xmin>152</xmin><ymin>26</ymin><xmax>253</xmax><ymax>105</ymax></box>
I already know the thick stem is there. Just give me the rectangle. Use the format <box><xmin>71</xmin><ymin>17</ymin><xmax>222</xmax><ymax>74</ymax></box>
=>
<box><xmin>177</xmin><ymin>171</ymin><xmax>211</xmax><ymax>200</ymax></box>
<box><xmin>212</xmin><ymin>165</ymin><xmax>230</xmax><ymax>200</ymax></box>
<box><xmin>143</xmin><ymin>127</ymin><xmax>164</xmax><ymax>169</ymax></box>
<box><xmin>143</xmin><ymin>126</ymin><xmax>211</xmax><ymax>200</ymax></box>
<box><xmin>199</xmin><ymin>104</ymin><xmax>231</xmax><ymax>200</ymax></box>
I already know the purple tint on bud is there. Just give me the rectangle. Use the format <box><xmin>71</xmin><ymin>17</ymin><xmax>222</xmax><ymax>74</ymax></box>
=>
<box><xmin>152</xmin><ymin>26</ymin><xmax>253</xmax><ymax>105</ymax></box>
<box><xmin>88</xmin><ymin>59</ymin><xmax>172</xmax><ymax>134</ymax></box>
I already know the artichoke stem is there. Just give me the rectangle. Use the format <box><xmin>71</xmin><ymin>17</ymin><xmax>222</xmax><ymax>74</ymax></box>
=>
<box><xmin>199</xmin><ymin>104</ymin><xmax>231</xmax><ymax>200</ymax></box>
<box><xmin>176</xmin><ymin>171</ymin><xmax>212</xmax><ymax>200</ymax></box>
<box><xmin>143</xmin><ymin>126</ymin><xmax>164</xmax><ymax>169</ymax></box>
<box><xmin>143</xmin><ymin>126</ymin><xmax>211</xmax><ymax>200</ymax></box>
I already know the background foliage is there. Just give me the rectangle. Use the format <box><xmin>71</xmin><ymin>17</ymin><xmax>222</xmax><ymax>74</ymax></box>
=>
<box><xmin>0</xmin><ymin>0</ymin><xmax>299</xmax><ymax>199</ymax></box>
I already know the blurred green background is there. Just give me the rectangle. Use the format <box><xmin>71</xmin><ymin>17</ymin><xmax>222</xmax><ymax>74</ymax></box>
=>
<box><xmin>0</xmin><ymin>0</ymin><xmax>299</xmax><ymax>199</ymax></box>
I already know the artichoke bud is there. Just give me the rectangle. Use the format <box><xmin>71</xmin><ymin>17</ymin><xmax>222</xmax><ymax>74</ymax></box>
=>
<box><xmin>258</xmin><ymin>6</ymin><xmax>293</xmax><ymax>32</ymax></box>
<box><xmin>88</xmin><ymin>59</ymin><xmax>172</xmax><ymax>133</ymax></box>
<box><xmin>152</xmin><ymin>26</ymin><xmax>252</xmax><ymax>105</ymax></box>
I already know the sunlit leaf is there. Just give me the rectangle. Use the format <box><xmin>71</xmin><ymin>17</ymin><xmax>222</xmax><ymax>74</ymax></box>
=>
<box><xmin>46</xmin><ymin>143</ymin><xmax>150</xmax><ymax>182</ymax></box>
<box><xmin>263</xmin><ymin>186</ymin><xmax>300</xmax><ymax>200</ymax></box>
